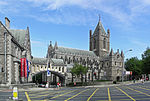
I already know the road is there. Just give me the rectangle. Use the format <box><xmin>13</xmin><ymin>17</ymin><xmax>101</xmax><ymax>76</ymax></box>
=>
<box><xmin>1</xmin><ymin>82</ymin><xmax>150</xmax><ymax>101</ymax></box>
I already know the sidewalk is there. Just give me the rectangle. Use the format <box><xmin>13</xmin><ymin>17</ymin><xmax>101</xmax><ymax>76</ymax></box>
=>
<box><xmin>85</xmin><ymin>80</ymin><xmax>150</xmax><ymax>88</ymax></box>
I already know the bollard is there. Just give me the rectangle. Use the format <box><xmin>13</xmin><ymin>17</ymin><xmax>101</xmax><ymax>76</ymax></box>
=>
<box><xmin>13</xmin><ymin>87</ymin><xmax>18</xmax><ymax>100</ymax></box>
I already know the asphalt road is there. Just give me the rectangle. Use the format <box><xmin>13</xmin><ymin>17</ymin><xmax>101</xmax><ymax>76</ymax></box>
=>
<box><xmin>1</xmin><ymin>82</ymin><xmax>150</xmax><ymax>101</ymax></box>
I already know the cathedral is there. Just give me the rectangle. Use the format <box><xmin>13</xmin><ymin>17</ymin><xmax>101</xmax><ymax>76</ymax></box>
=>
<box><xmin>0</xmin><ymin>17</ymin><xmax>124</xmax><ymax>86</ymax></box>
<box><xmin>47</xmin><ymin>19</ymin><xmax>124</xmax><ymax>82</ymax></box>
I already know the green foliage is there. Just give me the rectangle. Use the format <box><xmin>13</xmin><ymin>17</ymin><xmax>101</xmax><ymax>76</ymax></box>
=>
<box><xmin>125</xmin><ymin>57</ymin><xmax>142</xmax><ymax>77</ymax></box>
<box><xmin>70</xmin><ymin>64</ymin><xmax>88</xmax><ymax>83</ymax></box>
<box><xmin>71</xmin><ymin>64</ymin><xmax>88</xmax><ymax>76</ymax></box>
<box><xmin>142</xmin><ymin>47</ymin><xmax>150</xmax><ymax>74</ymax></box>
<box><xmin>125</xmin><ymin>47</ymin><xmax>150</xmax><ymax>77</ymax></box>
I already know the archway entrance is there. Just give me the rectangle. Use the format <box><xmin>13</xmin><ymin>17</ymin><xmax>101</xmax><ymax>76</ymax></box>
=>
<box><xmin>116</xmin><ymin>76</ymin><xmax>120</xmax><ymax>81</ymax></box>
<box><xmin>32</xmin><ymin>71</ymin><xmax>65</xmax><ymax>86</ymax></box>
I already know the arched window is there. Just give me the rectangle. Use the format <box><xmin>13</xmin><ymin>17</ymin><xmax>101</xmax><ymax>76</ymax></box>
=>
<box><xmin>59</xmin><ymin>67</ymin><xmax>61</xmax><ymax>71</ymax></box>
<box><xmin>62</xmin><ymin>67</ymin><xmax>64</xmax><ymax>72</ymax></box>
<box><xmin>61</xmin><ymin>56</ymin><xmax>63</xmax><ymax>59</ymax></box>
<box><xmin>103</xmin><ymin>38</ymin><xmax>106</xmax><ymax>49</ymax></box>
<box><xmin>68</xmin><ymin>57</ymin><xmax>71</xmax><ymax>64</ymax></box>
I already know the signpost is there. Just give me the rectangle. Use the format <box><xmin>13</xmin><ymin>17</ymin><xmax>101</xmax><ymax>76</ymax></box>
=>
<box><xmin>47</xmin><ymin>70</ymin><xmax>51</xmax><ymax>76</ymax></box>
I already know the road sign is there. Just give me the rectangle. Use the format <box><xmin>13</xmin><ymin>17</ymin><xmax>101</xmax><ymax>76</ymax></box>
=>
<box><xmin>47</xmin><ymin>70</ymin><xmax>51</xmax><ymax>76</ymax></box>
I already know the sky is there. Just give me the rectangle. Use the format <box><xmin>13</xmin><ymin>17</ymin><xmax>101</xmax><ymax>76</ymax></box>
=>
<box><xmin>0</xmin><ymin>0</ymin><xmax>150</xmax><ymax>60</ymax></box>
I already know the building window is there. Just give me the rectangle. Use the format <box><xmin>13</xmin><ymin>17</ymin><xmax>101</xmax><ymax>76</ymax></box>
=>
<box><xmin>62</xmin><ymin>67</ymin><xmax>64</xmax><ymax>72</ymax></box>
<box><xmin>59</xmin><ymin>67</ymin><xmax>61</xmax><ymax>71</ymax></box>
<box><xmin>0</xmin><ymin>67</ymin><xmax>3</xmax><ymax>72</ymax></box>
<box><xmin>94</xmin><ymin>38</ymin><xmax>96</xmax><ymax>49</ymax></box>
<box><xmin>103</xmin><ymin>38</ymin><xmax>106</xmax><ymax>49</ymax></box>
<box><xmin>107</xmin><ymin>62</ymin><xmax>109</xmax><ymax>67</ymax></box>
<box><xmin>115</xmin><ymin>62</ymin><xmax>117</xmax><ymax>65</ymax></box>
<box><xmin>117</xmin><ymin>55</ymin><xmax>119</xmax><ymax>58</ymax></box>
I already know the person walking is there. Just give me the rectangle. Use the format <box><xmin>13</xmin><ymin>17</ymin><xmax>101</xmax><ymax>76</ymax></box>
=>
<box><xmin>57</xmin><ymin>82</ymin><xmax>60</xmax><ymax>89</ymax></box>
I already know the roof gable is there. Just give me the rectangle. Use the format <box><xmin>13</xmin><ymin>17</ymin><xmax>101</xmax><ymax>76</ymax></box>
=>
<box><xmin>9</xmin><ymin>29</ymin><xmax>27</xmax><ymax>47</ymax></box>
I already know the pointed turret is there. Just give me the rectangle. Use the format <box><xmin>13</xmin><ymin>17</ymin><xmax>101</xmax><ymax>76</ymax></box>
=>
<box><xmin>89</xmin><ymin>30</ymin><xmax>92</xmax><ymax>51</ymax></box>
<box><xmin>110</xmin><ymin>48</ymin><xmax>113</xmax><ymax>56</ymax></box>
<box><xmin>89</xmin><ymin>30</ymin><xmax>92</xmax><ymax>38</ymax></box>
<box><xmin>107</xmin><ymin>29</ymin><xmax>110</xmax><ymax>37</ymax></box>
<box><xmin>117</xmin><ymin>49</ymin><xmax>119</xmax><ymax>53</ymax></box>
<box><xmin>54</xmin><ymin>41</ymin><xmax>58</xmax><ymax>50</ymax></box>
<box><xmin>121</xmin><ymin>50</ymin><xmax>124</xmax><ymax>57</ymax></box>
<box><xmin>49</xmin><ymin>41</ymin><xmax>52</xmax><ymax>47</ymax></box>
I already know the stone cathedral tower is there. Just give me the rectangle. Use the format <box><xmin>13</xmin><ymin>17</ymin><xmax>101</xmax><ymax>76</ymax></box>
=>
<box><xmin>89</xmin><ymin>19</ymin><xmax>110</xmax><ymax>58</ymax></box>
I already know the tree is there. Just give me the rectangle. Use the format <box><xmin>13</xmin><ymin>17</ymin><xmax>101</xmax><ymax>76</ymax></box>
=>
<box><xmin>70</xmin><ymin>64</ymin><xmax>88</xmax><ymax>83</ymax></box>
<box><xmin>125</xmin><ymin>57</ymin><xmax>142</xmax><ymax>79</ymax></box>
<box><xmin>142</xmin><ymin>47</ymin><xmax>150</xmax><ymax>74</ymax></box>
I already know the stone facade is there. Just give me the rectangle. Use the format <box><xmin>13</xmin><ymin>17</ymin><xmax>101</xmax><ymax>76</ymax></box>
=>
<box><xmin>0</xmin><ymin>17</ymin><xmax>124</xmax><ymax>86</ymax></box>
<box><xmin>0</xmin><ymin>17</ymin><xmax>32</xmax><ymax>85</ymax></box>
<box><xmin>32</xmin><ymin>57</ymin><xmax>67</xmax><ymax>85</ymax></box>
<box><xmin>47</xmin><ymin>20</ymin><xmax>124</xmax><ymax>81</ymax></box>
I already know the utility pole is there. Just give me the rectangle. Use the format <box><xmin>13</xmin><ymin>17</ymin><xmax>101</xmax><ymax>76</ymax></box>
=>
<box><xmin>4</xmin><ymin>32</ymin><xmax>7</xmax><ymax>83</ymax></box>
<box><xmin>122</xmin><ymin>49</ymin><xmax>132</xmax><ymax>82</ymax></box>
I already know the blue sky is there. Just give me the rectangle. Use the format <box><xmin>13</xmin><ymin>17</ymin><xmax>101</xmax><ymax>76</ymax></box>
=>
<box><xmin>0</xmin><ymin>0</ymin><xmax>150</xmax><ymax>60</ymax></box>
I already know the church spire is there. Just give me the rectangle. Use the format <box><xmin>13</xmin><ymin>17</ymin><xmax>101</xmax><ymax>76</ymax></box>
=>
<box><xmin>99</xmin><ymin>14</ymin><xmax>101</xmax><ymax>22</ymax></box>
<box><xmin>50</xmin><ymin>41</ymin><xmax>52</xmax><ymax>47</ymax></box>
<box><xmin>110</xmin><ymin>48</ymin><xmax>113</xmax><ymax>56</ymax></box>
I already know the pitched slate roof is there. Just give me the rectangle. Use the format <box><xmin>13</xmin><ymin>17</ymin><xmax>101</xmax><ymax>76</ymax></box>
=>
<box><xmin>32</xmin><ymin>57</ymin><xmax>48</xmax><ymax>65</ymax></box>
<box><xmin>32</xmin><ymin>57</ymin><xmax>64</xmax><ymax>66</ymax></box>
<box><xmin>56</xmin><ymin>47</ymin><xmax>97</xmax><ymax>57</ymax></box>
<box><xmin>93</xmin><ymin>21</ymin><xmax>106</xmax><ymax>35</ymax></box>
<box><xmin>8</xmin><ymin>29</ymin><xmax>27</xmax><ymax>47</ymax></box>
<box><xmin>51</xmin><ymin>58</ymin><xmax>64</xmax><ymax>65</ymax></box>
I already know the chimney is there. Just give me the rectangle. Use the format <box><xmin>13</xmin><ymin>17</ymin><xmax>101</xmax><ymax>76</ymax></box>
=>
<box><xmin>5</xmin><ymin>17</ymin><xmax>10</xmax><ymax>29</ymax></box>
<box><xmin>89</xmin><ymin>30</ymin><xmax>92</xmax><ymax>38</ymax></box>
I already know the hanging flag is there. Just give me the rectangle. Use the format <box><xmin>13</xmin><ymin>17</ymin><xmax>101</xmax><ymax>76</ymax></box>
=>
<box><xmin>21</xmin><ymin>58</ymin><xmax>25</xmax><ymax>77</ymax></box>
<box><xmin>27</xmin><ymin>59</ymin><xmax>31</xmax><ymax>78</ymax></box>
<box><xmin>24</xmin><ymin>59</ymin><xmax>27</xmax><ymax>78</ymax></box>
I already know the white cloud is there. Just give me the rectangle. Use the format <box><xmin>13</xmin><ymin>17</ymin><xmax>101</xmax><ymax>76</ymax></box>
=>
<box><xmin>1</xmin><ymin>0</ymin><xmax>150</xmax><ymax>25</ymax></box>
<box><xmin>31</xmin><ymin>40</ymin><xmax>44</xmax><ymax>45</ymax></box>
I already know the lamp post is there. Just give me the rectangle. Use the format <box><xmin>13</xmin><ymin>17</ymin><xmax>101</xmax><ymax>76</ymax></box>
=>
<box><xmin>122</xmin><ymin>49</ymin><xmax>132</xmax><ymax>82</ymax></box>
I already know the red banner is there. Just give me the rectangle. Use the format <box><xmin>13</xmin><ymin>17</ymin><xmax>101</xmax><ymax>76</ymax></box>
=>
<box><xmin>21</xmin><ymin>58</ymin><xmax>28</xmax><ymax>78</ymax></box>
<box><xmin>21</xmin><ymin>58</ymin><xmax>25</xmax><ymax>77</ymax></box>
<box><xmin>24</xmin><ymin>59</ymin><xmax>27</xmax><ymax>78</ymax></box>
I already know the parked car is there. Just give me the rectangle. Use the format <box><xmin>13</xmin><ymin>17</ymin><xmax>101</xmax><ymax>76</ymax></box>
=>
<box><xmin>38</xmin><ymin>84</ymin><xmax>46</xmax><ymax>88</ymax></box>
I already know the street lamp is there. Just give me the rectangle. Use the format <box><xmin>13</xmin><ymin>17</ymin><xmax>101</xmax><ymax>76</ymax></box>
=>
<box><xmin>122</xmin><ymin>49</ymin><xmax>132</xmax><ymax>82</ymax></box>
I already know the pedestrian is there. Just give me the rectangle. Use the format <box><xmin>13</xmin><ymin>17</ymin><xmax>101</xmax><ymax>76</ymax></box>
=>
<box><xmin>59</xmin><ymin>82</ymin><xmax>61</xmax><ymax>87</ymax></box>
<box><xmin>57</xmin><ymin>82</ymin><xmax>60</xmax><ymax>89</ymax></box>
<box><xmin>146</xmin><ymin>77</ymin><xmax>148</xmax><ymax>81</ymax></box>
